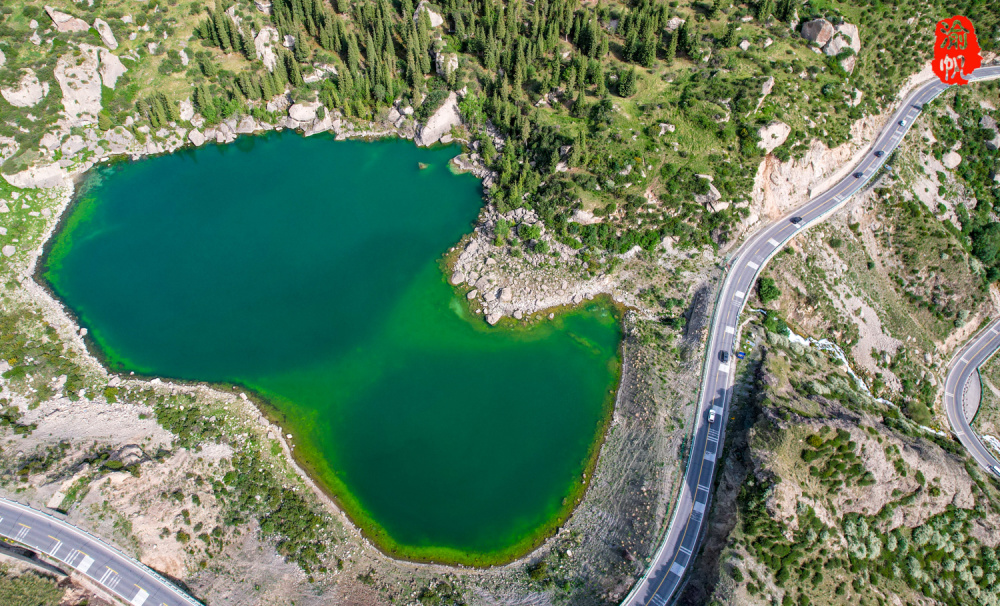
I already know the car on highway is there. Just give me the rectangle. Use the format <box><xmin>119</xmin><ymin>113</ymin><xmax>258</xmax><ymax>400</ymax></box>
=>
<box><xmin>708</xmin><ymin>409</ymin><xmax>717</xmax><ymax>423</ymax></box>
<box><xmin>719</xmin><ymin>350</ymin><xmax>729</xmax><ymax>363</ymax></box>
<box><xmin>853</xmin><ymin>172</ymin><xmax>863</xmax><ymax>178</ymax></box>
<box><xmin>874</xmin><ymin>150</ymin><xmax>884</xmax><ymax>157</ymax></box>
<box><xmin>899</xmin><ymin>119</ymin><xmax>906</xmax><ymax>126</ymax></box>
<box><xmin>994</xmin><ymin>465</ymin><xmax>1000</xmax><ymax>477</ymax></box>
<box><xmin>790</xmin><ymin>216</ymin><xmax>802</xmax><ymax>225</ymax></box>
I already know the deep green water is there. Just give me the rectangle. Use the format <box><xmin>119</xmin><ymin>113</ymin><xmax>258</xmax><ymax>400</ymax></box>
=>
<box><xmin>43</xmin><ymin>132</ymin><xmax>622</xmax><ymax>563</ymax></box>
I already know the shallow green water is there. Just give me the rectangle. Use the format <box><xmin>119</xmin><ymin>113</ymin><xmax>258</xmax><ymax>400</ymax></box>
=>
<box><xmin>43</xmin><ymin>132</ymin><xmax>622</xmax><ymax>563</ymax></box>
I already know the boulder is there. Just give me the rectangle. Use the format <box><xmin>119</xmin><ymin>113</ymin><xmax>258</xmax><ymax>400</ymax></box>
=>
<box><xmin>413</xmin><ymin>1</ymin><xmax>444</xmax><ymax>27</ymax></box>
<box><xmin>180</xmin><ymin>49</ymin><xmax>189</xmax><ymax>66</ymax></box>
<box><xmin>757</xmin><ymin>121</ymin><xmax>791</xmax><ymax>153</ymax></box>
<box><xmin>255</xmin><ymin>26</ymin><xmax>280</xmax><ymax>72</ymax></box>
<box><xmin>435</xmin><ymin>52</ymin><xmax>458</xmax><ymax>77</ymax></box>
<box><xmin>664</xmin><ymin>17</ymin><xmax>685</xmax><ymax>32</ymax></box>
<box><xmin>695</xmin><ymin>182</ymin><xmax>723</xmax><ymax>206</ymax></box>
<box><xmin>499</xmin><ymin>287</ymin><xmax>512</xmax><ymax>302</ymax></box>
<box><xmin>761</xmin><ymin>76</ymin><xmax>775</xmax><ymax>96</ymax></box>
<box><xmin>415</xmin><ymin>91</ymin><xmax>462</xmax><ymax>147</ymax></box>
<box><xmin>822</xmin><ymin>24</ymin><xmax>861</xmax><ymax>59</ymax></box>
<box><xmin>179</xmin><ymin>99</ymin><xmax>194</xmax><ymax>122</ymax></box>
<box><xmin>288</xmin><ymin>101</ymin><xmax>320</xmax><ymax>122</ymax></box>
<box><xmin>450</xmin><ymin>271</ymin><xmax>466</xmax><ymax>285</ymax></box>
<box><xmin>45</xmin><ymin>6</ymin><xmax>89</xmax><ymax>32</ymax></box>
<box><xmin>801</xmin><ymin>18</ymin><xmax>834</xmax><ymax>47</ymax></box>
<box><xmin>840</xmin><ymin>54</ymin><xmax>857</xmax><ymax>74</ymax></box>
<box><xmin>466</xmin><ymin>289</ymin><xmax>478</xmax><ymax>300</ymax></box>
<box><xmin>739</xmin><ymin>39</ymin><xmax>751</xmax><ymax>51</ymax></box>
<box><xmin>54</xmin><ymin>45</ymin><xmax>103</xmax><ymax>127</ymax></box>
<box><xmin>1</xmin><ymin>245</ymin><xmax>14</xmax><ymax>257</ymax></box>
<box><xmin>97</xmin><ymin>49</ymin><xmax>127</xmax><ymax>89</ymax></box>
<box><xmin>236</xmin><ymin>116</ymin><xmax>259</xmax><ymax>134</ymax></box>
<box><xmin>0</xmin><ymin>49</ymin><xmax>5</xmax><ymax>69</ymax></box>
<box><xmin>834</xmin><ymin>23</ymin><xmax>861</xmax><ymax>54</ymax></box>
<box><xmin>1</xmin><ymin>69</ymin><xmax>49</xmax><ymax>108</ymax></box>
<box><xmin>486</xmin><ymin>312</ymin><xmax>503</xmax><ymax>325</ymax></box>
<box><xmin>942</xmin><ymin>151</ymin><xmax>962</xmax><ymax>169</ymax></box>
<box><xmin>188</xmin><ymin>129</ymin><xmax>206</xmax><ymax>146</ymax></box>
<box><xmin>93</xmin><ymin>18</ymin><xmax>118</xmax><ymax>49</ymax></box>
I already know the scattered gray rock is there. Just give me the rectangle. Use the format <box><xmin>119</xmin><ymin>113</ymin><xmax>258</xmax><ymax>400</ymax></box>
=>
<box><xmin>1</xmin><ymin>245</ymin><xmax>14</xmax><ymax>257</ymax></box>
<box><xmin>188</xmin><ymin>129</ymin><xmax>206</xmax><ymax>146</ymax></box>
<box><xmin>486</xmin><ymin>312</ymin><xmax>502</xmax><ymax>325</ymax></box>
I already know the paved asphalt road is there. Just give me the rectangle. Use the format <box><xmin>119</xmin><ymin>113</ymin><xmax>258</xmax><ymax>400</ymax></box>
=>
<box><xmin>944</xmin><ymin>318</ymin><xmax>1000</xmax><ymax>475</ymax></box>
<box><xmin>623</xmin><ymin>65</ymin><xmax>1000</xmax><ymax>606</ymax></box>
<box><xmin>0</xmin><ymin>497</ymin><xmax>200</xmax><ymax>604</ymax></box>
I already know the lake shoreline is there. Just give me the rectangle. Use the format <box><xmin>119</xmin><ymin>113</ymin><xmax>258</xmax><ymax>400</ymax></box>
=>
<box><xmin>25</xmin><ymin>133</ymin><xmax>643</xmax><ymax>570</ymax></box>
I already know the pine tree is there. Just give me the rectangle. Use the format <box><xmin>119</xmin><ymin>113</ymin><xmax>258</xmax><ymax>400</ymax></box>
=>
<box><xmin>723</xmin><ymin>23</ymin><xmax>739</xmax><ymax>47</ymax></box>
<box><xmin>757</xmin><ymin>0</ymin><xmax>775</xmax><ymax>23</ymax></box>
<box><xmin>618</xmin><ymin>68</ymin><xmax>637</xmax><ymax>97</ymax></box>
<box><xmin>665</xmin><ymin>29</ymin><xmax>678</xmax><ymax>64</ymax></box>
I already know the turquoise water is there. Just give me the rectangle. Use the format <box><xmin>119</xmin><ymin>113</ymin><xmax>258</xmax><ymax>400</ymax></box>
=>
<box><xmin>43</xmin><ymin>132</ymin><xmax>622</xmax><ymax>563</ymax></box>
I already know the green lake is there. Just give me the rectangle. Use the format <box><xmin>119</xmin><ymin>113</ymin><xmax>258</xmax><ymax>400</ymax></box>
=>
<box><xmin>42</xmin><ymin>132</ymin><xmax>622</xmax><ymax>564</ymax></box>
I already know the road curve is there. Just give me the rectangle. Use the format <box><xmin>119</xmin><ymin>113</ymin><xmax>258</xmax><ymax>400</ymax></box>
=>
<box><xmin>0</xmin><ymin>496</ymin><xmax>201</xmax><ymax>606</ymax></box>
<box><xmin>622</xmin><ymin>65</ymin><xmax>1000</xmax><ymax>606</ymax></box>
<box><xmin>944</xmin><ymin>319</ymin><xmax>1000</xmax><ymax>475</ymax></box>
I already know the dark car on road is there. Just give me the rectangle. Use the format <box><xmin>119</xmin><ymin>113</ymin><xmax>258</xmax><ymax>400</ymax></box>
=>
<box><xmin>875</xmin><ymin>150</ymin><xmax>884</xmax><ymax>157</ymax></box>
<box><xmin>853</xmin><ymin>172</ymin><xmax>863</xmax><ymax>178</ymax></box>
<box><xmin>790</xmin><ymin>216</ymin><xmax>802</xmax><ymax>225</ymax></box>
<box><xmin>719</xmin><ymin>350</ymin><xmax>729</xmax><ymax>363</ymax></box>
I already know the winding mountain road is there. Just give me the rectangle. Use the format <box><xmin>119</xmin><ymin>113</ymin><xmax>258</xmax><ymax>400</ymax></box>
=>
<box><xmin>944</xmin><ymin>319</ymin><xmax>1000</xmax><ymax>474</ymax></box>
<box><xmin>623</xmin><ymin>65</ymin><xmax>1000</xmax><ymax>606</ymax></box>
<box><xmin>0</xmin><ymin>497</ymin><xmax>201</xmax><ymax>606</ymax></box>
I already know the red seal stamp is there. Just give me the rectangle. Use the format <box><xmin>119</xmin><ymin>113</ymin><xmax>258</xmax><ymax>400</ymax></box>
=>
<box><xmin>933</xmin><ymin>16</ymin><xmax>982</xmax><ymax>85</ymax></box>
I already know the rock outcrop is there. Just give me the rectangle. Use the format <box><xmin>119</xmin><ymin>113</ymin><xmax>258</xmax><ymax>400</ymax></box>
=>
<box><xmin>94</xmin><ymin>18</ymin><xmax>118</xmax><ymax>49</ymax></box>
<box><xmin>1</xmin><ymin>69</ymin><xmax>49</xmax><ymax>108</ymax></box>
<box><xmin>2</xmin><ymin>162</ymin><xmax>69</xmax><ymax>189</ymax></box>
<box><xmin>54</xmin><ymin>45</ymin><xmax>103</xmax><ymax>127</ymax></box>
<box><xmin>757</xmin><ymin>120</ymin><xmax>791</xmax><ymax>153</ymax></box>
<box><xmin>415</xmin><ymin>91</ymin><xmax>462</xmax><ymax>147</ymax></box>
<box><xmin>801</xmin><ymin>18</ymin><xmax>835</xmax><ymax>47</ymax></box>
<box><xmin>981</xmin><ymin>115</ymin><xmax>1000</xmax><ymax>151</ymax></box>
<box><xmin>97</xmin><ymin>49</ymin><xmax>127</xmax><ymax>89</ymax></box>
<box><xmin>254</xmin><ymin>26</ymin><xmax>280</xmax><ymax>72</ymax></box>
<box><xmin>45</xmin><ymin>6</ymin><xmax>89</xmax><ymax>32</ymax></box>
